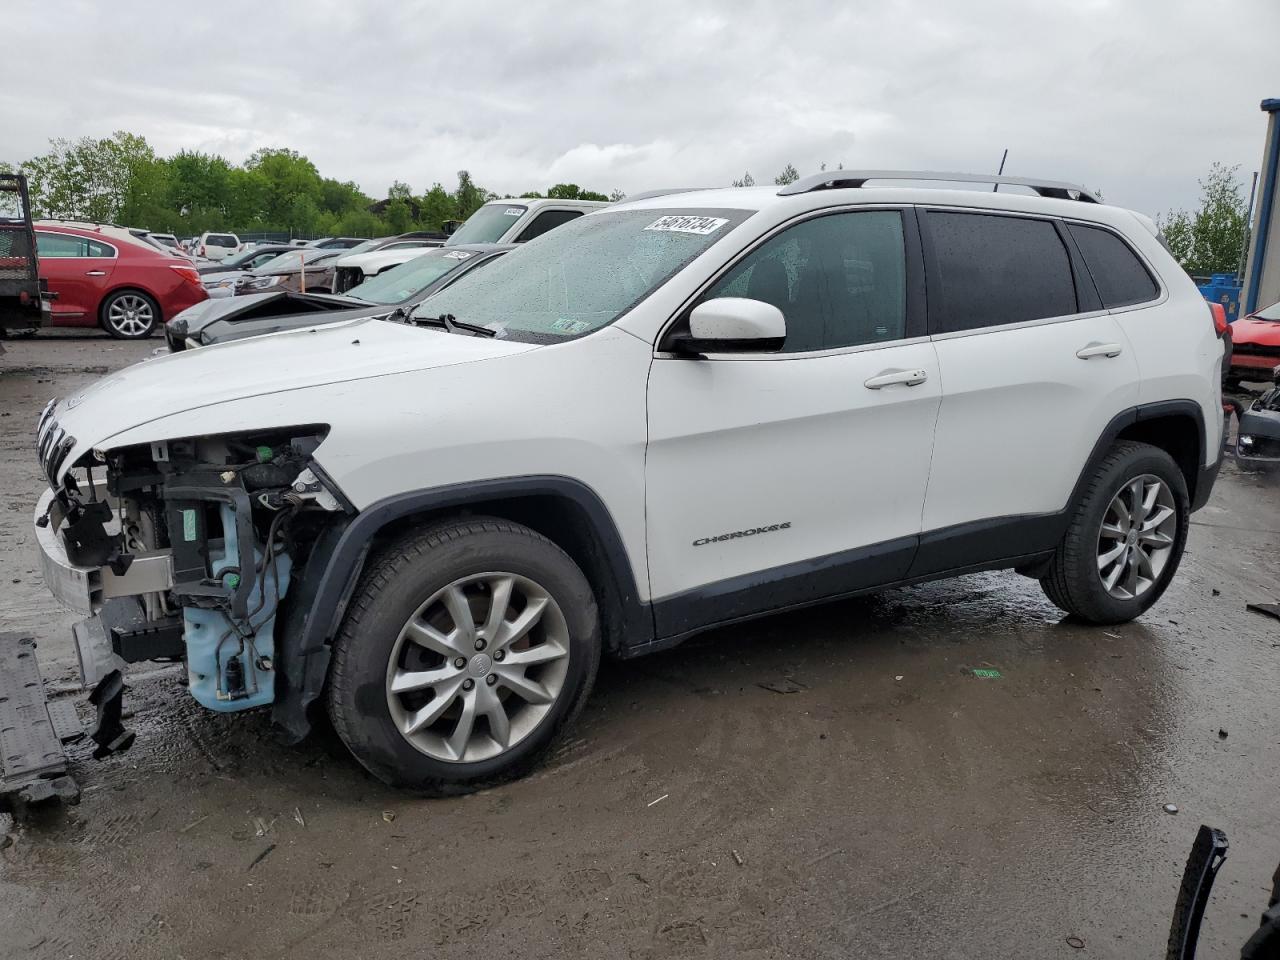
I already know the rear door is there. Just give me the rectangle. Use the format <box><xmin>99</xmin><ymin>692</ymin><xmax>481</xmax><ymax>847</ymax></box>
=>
<box><xmin>912</xmin><ymin>208</ymin><xmax>1139</xmax><ymax>575</ymax></box>
<box><xmin>645</xmin><ymin>208</ymin><xmax>941</xmax><ymax>635</ymax></box>
<box><xmin>35</xmin><ymin>231</ymin><xmax>116</xmax><ymax>322</ymax></box>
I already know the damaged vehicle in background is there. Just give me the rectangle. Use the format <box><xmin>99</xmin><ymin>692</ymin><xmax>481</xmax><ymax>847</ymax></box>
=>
<box><xmin>32</xmin><ymin>171</ymin><xmax>1224</xmax><ymax>794</ymax></box>
<box><xmin>166</xmin><ymin>244</ymin><xmax>510</xmax><ymax>350</ymax></box>
<box><xmin>232</xmin><ymin>248</ymin><xmax>344</xmax><ymax>296</ymax></box>
<box><xmin>328</xmin><ymin>235</ymin><xmax>446</xmax><ymax>293</ymax></box>
<box><xmin>1226</xmin><ymin>297</ymin><xmax>1280</xmax><ymax>388</ymax></box>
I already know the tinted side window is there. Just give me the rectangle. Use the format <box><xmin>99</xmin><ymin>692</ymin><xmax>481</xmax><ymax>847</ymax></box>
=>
<box><xmin>702</xmin><ymin>211</ymin><xmax>907</xmax><ymax>353</ymax></box>
<box><xmin>515</xmin><ymin>209</ymin><xmax>584</xmax><ymax>243</ymax></box>
<box><xmin>929</xmin><ymin>212</ymin><xmax>1077</xmax><ymax>333</ymax></box>
<box><xmin>1067</xmin><ymin>223</ymin><xmax>1158</xmax><ymax>308</ymax></box>
<box><xmin>35</xmin><ymin>233</ymin><xmax>89</xmax><ymax>257</ymax></box>
<box><xmin>86</xmin><ymin>240</ymin><xmax>113</xmax><ymax>257</ymax></box>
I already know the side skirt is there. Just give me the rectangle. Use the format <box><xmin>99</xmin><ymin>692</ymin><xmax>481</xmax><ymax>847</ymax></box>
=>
<box><xmin>631</xmin><ymin>515</ymin><xmax>1063</xmax><ymax>659</ymax></box>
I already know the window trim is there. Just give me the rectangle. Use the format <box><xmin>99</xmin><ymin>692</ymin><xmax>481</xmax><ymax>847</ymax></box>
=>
<box><xmin>654</xmin><ymin>204</ymin><xmax>927</xmax><ymax>360</ymax></box>
<box><xmin>1061</xmin><ymin>218</ymin><xmax>1164</xmax><ymax>311</ymax></box>
<box><xmin>34</xmin><ymin>230</ymin><xmax>118</xmax><ymax>260</ymax></box>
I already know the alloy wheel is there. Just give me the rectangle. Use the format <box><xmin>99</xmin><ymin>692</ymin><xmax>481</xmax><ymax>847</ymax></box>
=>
<box><xmin>106</xmin><ymin>294</ymin><xmax>154</xmax><ymax>337</ymax></box>
<box><xmin>1096</xmin><ymin>474</ymin><xmax>1177</xmax><ymax>600</ymax></box>
<box><xmin>385</xmin><ymin>572</ymin><xmax>571</xmax><ymax>763</ymax></box>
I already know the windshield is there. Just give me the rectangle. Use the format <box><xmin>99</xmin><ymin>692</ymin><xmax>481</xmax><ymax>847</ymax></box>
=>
<box><xmin>446</xmin><ymin>204</ymin><xmax>527</xmax><ymax>246</ymax></box>
<box><xmin>348</xmin><ymin>249</ymin><xmax>482</xmax><ymax>305</ymax></box>
<box><xmin>415</xmin><ymin>208</ymin><xmax>751</xmax><ymax>342</ymax></box>
<box><xmin>1256</xmin><ymin>300</ymin><xmax>1280</xmax><ymax>322</ymax></box>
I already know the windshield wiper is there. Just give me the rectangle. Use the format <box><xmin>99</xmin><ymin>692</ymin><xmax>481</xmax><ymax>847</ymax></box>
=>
<box><xmin>408</xmin><ymin>312</ymin><xmax>496</xmax><ymax>337</ymax></box>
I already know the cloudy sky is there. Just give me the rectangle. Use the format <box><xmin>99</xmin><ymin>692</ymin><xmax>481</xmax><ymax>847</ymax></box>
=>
<box><xmin>5</xmin><ymin>0</ymin><xmax>1277</xmax><ymax>215</ymax></box>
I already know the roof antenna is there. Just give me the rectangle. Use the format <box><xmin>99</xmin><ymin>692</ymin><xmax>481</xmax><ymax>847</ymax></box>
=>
<box><xmin>993</xmin><ymin>149</ymin><xmax>1009</xmax><ymax>192</ymax></box>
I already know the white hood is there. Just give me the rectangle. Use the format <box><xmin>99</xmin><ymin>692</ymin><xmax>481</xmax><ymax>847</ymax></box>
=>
<box><xmin>336</xmin><ymin>247</ymin><xmax>435</xmax><ymax>275</ymax></box>
<box><xmin>44</xmin><ymin>316</ymin><xmax>536</xmax><ymax>480</ymax></box>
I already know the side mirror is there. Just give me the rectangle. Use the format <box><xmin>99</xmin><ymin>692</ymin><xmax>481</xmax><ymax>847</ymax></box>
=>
<box><xmin>667</xmin><ymin>297</ymin><xmax>786</xmax><ymax>355</ymax></box>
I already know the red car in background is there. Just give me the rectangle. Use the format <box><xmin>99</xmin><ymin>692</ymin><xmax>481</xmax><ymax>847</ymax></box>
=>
<box><xmin>1228</xmin><ymin>298</ymin><xmax>1280</xmax><ymax>386</ymax></box>
<box><xmin>34</xmin><ymin>223</ymin><xmax>208</xmax><ymax>339</ymax></box>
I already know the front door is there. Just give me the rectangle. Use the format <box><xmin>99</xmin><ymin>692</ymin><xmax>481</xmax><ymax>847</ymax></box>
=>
<box><xmin>645</xmin><ymin>208</ymin><xmax>941</xmax><ymax>637</ymax></box>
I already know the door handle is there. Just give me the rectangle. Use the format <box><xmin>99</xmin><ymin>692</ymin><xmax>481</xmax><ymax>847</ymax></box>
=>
<box><xmin>1076</xmin><ymin>342</ymin><xmax>1123</xmax><ymax>360</ymax></box>
<box><xmin>85</xmin><ymin>270</ymin><xmax>107</xmax><ymax>277</ymax></box>
<box><xmin>864</xmin><ymin>368</ymin><xmax>929</xmax><ymax>390</ymax></box>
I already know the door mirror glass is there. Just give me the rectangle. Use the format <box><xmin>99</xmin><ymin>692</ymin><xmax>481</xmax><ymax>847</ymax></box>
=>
<box><xmin>675</xmin><ymin>297</ymin><xmax>786</xmax><ymax>354</ymax></box>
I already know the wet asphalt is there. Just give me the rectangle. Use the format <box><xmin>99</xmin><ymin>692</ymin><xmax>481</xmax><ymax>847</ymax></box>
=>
<box><xmin>0</xmin><ymin>331</ymin><xmax>1278</xmax><ymax>959</ymax></box>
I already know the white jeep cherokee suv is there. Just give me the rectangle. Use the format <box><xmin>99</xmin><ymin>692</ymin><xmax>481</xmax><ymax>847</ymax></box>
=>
<box><xmin>33</xmin><ymin>171</ymin><xmax>1225</xmax><ymax>792</ymax></box>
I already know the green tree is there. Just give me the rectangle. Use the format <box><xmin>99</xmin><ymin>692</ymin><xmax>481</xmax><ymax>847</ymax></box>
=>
<box><xmin>383</xmin><ymin>198</ymin><xmax>414</xmax><ymax>234</ymax></box>
<box><xmin>773</xmin><ymin>163</ymin><xmax>799</xmax><ymax>186</ymax></box>
<box><xmin>21</xmin><ymin>131</ymin><xmax>157</xmax><ymax>222</ymax></box>
<box><xmin>1156</xmin><ymin>163</ymin><xmax>1248</xmax><ymax>276</ymax></box>
<box><xmin>245</xmin><ymin>148</ymin><xmax>323</xmax><ymax>227</ymax></box>
<box><xmin>387</xmin><ymin>180</ymin><xmax>413</xmax><ymax>200</ymax></box>
<box><xmin>731</xmin><ymin>171</ymin><xmax>755</xmax><ymax>187</ymax></box>
<box><xmin>453</xmin><ymin>170</ymin><xmax>489</xmax><ymax>218</ymax></box>
<box><xmin>418</xmin><ymin>183</ymin><xmax>454</xmax><ymax>230</ymax></box>
<box><xmin>608</xmin><ymin>189</ymin><xmax>626</xmax><ymax>202</ymax></box>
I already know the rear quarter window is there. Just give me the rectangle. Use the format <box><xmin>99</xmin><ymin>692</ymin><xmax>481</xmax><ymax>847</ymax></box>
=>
<box><xmin>1066</xmin><ymin>223</ymin><xmax>1159</xmax><ymax>308</ymax></box>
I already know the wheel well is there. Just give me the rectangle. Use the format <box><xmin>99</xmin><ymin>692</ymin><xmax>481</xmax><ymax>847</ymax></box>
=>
<box><xmin>366</xmin><ymin>494</ymin><xmax>643</xmax><ymax>654</ymax></box>
<box><xmin>1115</xmin><ymin>413</ymin><xmax>1200</xmax><ymax>496</ymax></box>
<box><xmin>98</xmin><ymin>287</ymin><xmax>162</xmax><ymax>325</ymax></box>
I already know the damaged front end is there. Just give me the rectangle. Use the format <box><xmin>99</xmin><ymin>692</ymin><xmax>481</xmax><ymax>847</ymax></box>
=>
<box><xmin>35</xmin><ymin>406</ymin><xmax>349</xmax><ymax>741</ymax></box>
<box><xmin>1237</xmin><ymin>386</ymin><xmax>1280</xmax><ymax>467</ymax></box>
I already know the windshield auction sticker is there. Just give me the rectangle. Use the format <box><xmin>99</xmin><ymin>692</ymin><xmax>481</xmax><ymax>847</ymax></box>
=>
<box><xmin>504</xmin><ymin>208</ymin><xmax>523</xmax><ymax>216</ymax></box>
<box><xmin>643</xmin><ymin>216</ymin><xmax>729</xmax><ymax>235</ymax></box>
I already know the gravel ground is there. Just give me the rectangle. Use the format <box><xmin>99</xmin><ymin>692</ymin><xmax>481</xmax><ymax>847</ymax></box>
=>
<box><xmin>1</xmin><ymin>330</ymin><xmax>1278</xmax><ymax>960</ymax></box>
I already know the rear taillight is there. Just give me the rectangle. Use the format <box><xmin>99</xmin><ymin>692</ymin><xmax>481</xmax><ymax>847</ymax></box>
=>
<box><xmin>169</xmin><ymin>264</ymin><xmax>202</xmax><ymax>285</ymax></box>
<box><xmin>1209</xmin><ymin>302</ymin><xmax>1228</xmax><ymax>336</ymax></box>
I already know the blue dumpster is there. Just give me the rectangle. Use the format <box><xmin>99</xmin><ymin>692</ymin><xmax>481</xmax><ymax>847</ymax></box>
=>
<box><xmin>1197</xmin><ymin>273</ymin><xmax>1243</xmax><ymax>321</ymax></box>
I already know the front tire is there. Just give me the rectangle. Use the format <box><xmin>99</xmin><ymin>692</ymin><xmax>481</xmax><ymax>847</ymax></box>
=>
<box><xmin>327</xmin><ymin>517</ymin><xmax>601</xmax><ymax>793</ymax></box>
<box><xmin>101</xmin><ymin>290</ymin><xmax>159</xmax><ymax>339</ymax></box>
<box><xmin>1040</xmin><ymin>441</ymin><xmax>1189</xmax><ymax>624</ymax></box>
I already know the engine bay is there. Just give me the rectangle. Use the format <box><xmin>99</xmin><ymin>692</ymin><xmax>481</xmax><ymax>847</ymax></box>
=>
<box><xmin>37</xmin><ymin>424</ymin><xmax>343</xmax><ymax>714</ymax></box>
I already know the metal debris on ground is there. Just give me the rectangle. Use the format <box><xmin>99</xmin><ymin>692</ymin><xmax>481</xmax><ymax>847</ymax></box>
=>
<box><xmin>381</xmin><ymin>810</ymin><xmax>396</xmax><ymax>823</ymax></box>
<box><xmin>1164</xmin><ymin>803</ymin><xmax>1180</xmax><ymax>815</ymax></box>
<box><xmin>179</xmin><ymin>815</ymin><xmax>209</xmax><ymax>834</ymax></box>
<box><xmin>247</xmin><ymin>843</ymin><xmax>276</xmax><ymax>871</ymax></box>
<box><xmin>972</xmin><ymin>668</ymin><xmax>1002</xmax><ymax>679</ymax></box>
<box><xmin>647</xmin><ymin>794</ymin><xmax>669</xmax><ymax>808</ymax></box>
<box><xmin>757</xmin><ymin>677</ymin><xmax>807</xmax><ymax>694</ymax></box>
<box><xmin>1065</xmin><ymin>935</ymin><xmax>1085</xmax><ymax>949</ymax></box>
<box><xmin>293</xmin><ymin>807</ymin><xmax>305</xmax><ymax>827</ymax></box>
<box><xmin>1218</xmin><ymin>729</ymin><xmax>1229</xmax><ymax>740</ymax></box>
<box><xmin>732</xmin><ymin>849</ymin><xmax>744</xmax><ymax>867</ymax></box>
<box><xmin>1246</xmin><ymin>602</ymin><xmax>1280</xmax><ymax>622</ymax></box>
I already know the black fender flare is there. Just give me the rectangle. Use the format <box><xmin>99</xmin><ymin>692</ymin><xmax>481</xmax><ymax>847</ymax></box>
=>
<box><xmin>272</xmin><ymin>474</ymin><xmax>651</xmax><ymax>741</ymax></box>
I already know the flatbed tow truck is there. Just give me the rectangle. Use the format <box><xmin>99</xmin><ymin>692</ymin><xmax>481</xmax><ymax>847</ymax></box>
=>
<box><xmin>0</xmin><ymin>172</ymin><xmax>51</xmax><ymax>348</ymax></box>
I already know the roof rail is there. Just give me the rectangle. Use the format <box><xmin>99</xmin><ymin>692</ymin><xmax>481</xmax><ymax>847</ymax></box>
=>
<box><xmin>777</xmin><ymin>170</ymin><xmax>1100</xmax><ymax>203</ymax></box>
<box><xmin>622</xmin><ymin>187</ymin><xmax>718</xmax><ymax>203</ymax></box>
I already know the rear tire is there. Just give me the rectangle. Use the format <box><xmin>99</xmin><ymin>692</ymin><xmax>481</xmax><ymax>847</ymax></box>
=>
<box><xmin>100</xmin><ymin>289</ymin><xmax>159</xmax><ymax>339</ymax></box>
<box><xmin>1040</xmin><ymin>441</ymin><xmax>1189</xmax><ymax>624</ymax></box>
<box><xmin>327</xmin><ymin>517</ymin><xmax>601</xmax><ymax>793</ymax></box>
